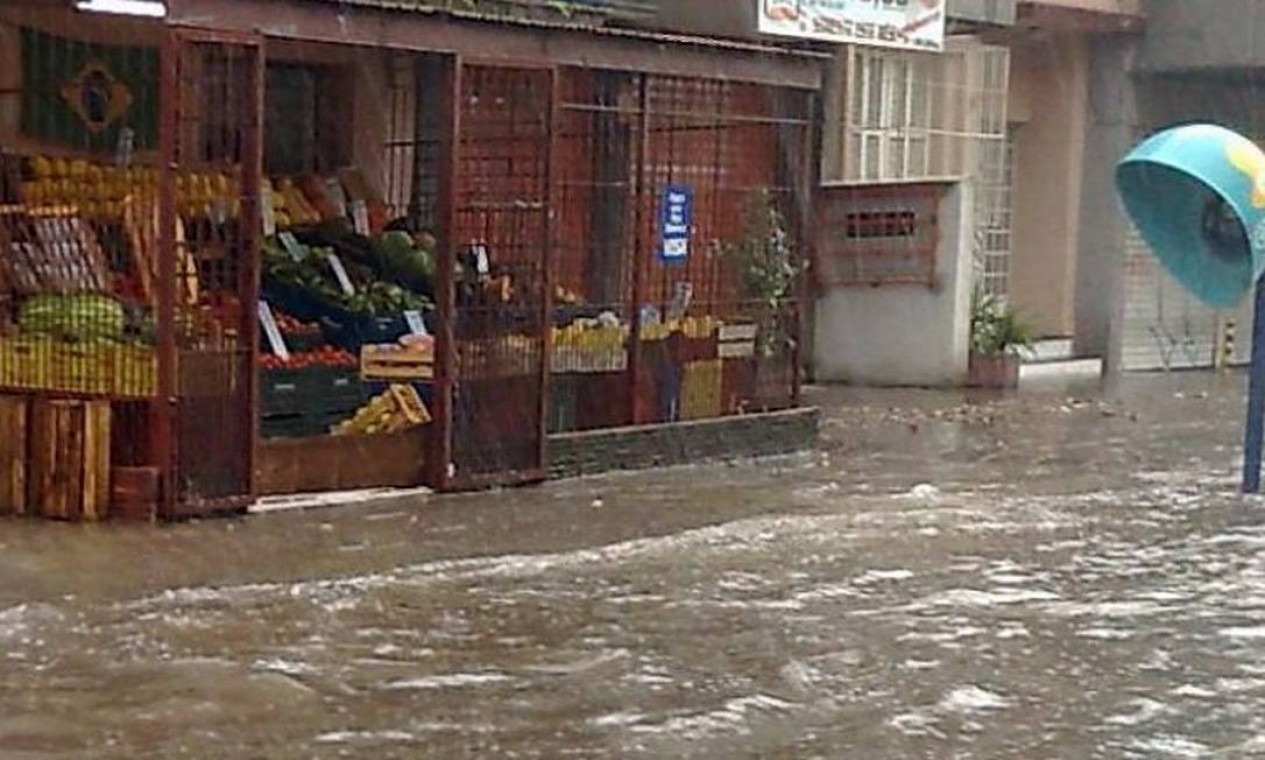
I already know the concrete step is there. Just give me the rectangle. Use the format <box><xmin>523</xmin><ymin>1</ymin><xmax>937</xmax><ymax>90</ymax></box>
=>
<box><xmin>1024</xmin><ymin>338</ymin><xmax>1075</xmax><ymax>365</ymax></box>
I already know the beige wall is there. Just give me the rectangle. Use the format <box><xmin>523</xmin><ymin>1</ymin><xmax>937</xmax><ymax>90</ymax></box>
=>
<box><xmin>1022</xmin><ymin>0</ymin><xmax>1142</xmax><ymax>15</ymax></box>
<box><xmin>1007</xmin><ymin>33</ymin><xmax>1088</xmax><ymax>338</ymax></box>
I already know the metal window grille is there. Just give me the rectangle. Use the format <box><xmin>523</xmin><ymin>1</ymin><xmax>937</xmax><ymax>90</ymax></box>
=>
<box><xmin>975</xmin><ymin>125</ymin><xmax>1017</xmax><ymax>299</ymax></box>
<box><xmin>839</xmin><ymin>41</ymin><xmax>1010</xmax><ymax>184</ymax></box>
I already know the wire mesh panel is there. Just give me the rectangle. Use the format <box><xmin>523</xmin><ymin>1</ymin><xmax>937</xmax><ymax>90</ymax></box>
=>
<box><xmin>549</xmin><ymin>72</ymin><xmax>811</xmax><ymax>431</ymax></box>
<box><xmin>0</xmin><ymin>16</ymin><xmax>163</xmax><ymax>404</ymax></box>
<box><xmin>632</xmin><ymin>75</ymin><xmax>809</xmax><ymax>423</ymax></box>
<box><xmin>550</xmin><ymin>68</ymin><xmax>639</xmax><ymax>432</ymax></box>
<box><xmin>447</xmin><ymin>65</ymin><xmax>552</xmax><ymax>487</ymax></box>
<box><xmin>160</xmin><ymin>30</ymin><xmax>262</xmax><ymax>516</ymax></box>
<box><xmin>0</xmin><ymin>8</ymin><xmax>171</xmax><ymax>520</ymax></box>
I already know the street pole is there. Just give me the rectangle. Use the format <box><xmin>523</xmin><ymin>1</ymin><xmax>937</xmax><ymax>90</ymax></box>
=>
<box><xmin>1243</xmin><ymin>277</ymin><xmax>1265</xmax><ymax>493</ymax></box>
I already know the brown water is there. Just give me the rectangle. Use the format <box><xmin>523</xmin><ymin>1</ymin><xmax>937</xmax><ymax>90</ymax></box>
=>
<box><xmin>2</xmin><ymin>372</ymin><xmax>1264</xmax><ymax>759</ymax></box>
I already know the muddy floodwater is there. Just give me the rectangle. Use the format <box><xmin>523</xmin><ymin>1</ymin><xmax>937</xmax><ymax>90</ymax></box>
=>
<box><xmin>4</xmin><ymin>372</ymin><xmax>1265</xmax><ymax>758</ymax></box>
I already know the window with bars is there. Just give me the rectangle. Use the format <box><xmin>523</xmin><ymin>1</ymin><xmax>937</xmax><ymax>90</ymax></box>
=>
<box><xmin>975</xmin><ymin>126</ymin><xmax>1018</xmax><ymax>299</ymax></box>
<box><xmin>835</xmin><ymin>41</ymin><xmax>1010</xmax><ymax>184</ymax></box>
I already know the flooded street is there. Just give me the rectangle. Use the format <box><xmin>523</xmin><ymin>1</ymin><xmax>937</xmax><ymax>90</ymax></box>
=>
<box><xmin>4</xmin><ymin>372</ymin><xmax>1265</xmax><ymax>758</ymax></box>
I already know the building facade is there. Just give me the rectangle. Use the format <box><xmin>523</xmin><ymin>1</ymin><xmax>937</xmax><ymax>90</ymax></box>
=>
<box><xmin>1075</xmin><ymin>0</ymin><xmax>1264</xmax><ymax>373</ymax></box>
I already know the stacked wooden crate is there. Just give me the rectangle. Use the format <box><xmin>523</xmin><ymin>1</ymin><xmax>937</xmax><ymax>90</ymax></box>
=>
<box><xmin>0</xmin><ymin>396</ymin><xmax>113</xmax><ymax>521</ymax></box>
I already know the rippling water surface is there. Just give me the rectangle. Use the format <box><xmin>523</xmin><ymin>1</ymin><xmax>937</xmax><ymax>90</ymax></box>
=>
<box><xmin>1</xmin><ymin>374</ymin><xmax>1263</xmax><ymax>758</ymax></box>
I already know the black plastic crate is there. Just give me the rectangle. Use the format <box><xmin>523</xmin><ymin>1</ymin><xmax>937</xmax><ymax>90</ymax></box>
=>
<box><xmin>261</xmin><ymin>369</ymin><xmax>304</xmax><ymax>417</ymax></box>
<box><xmin>300</xmin><ymin>368</ymin><xmax>365</xmax><ymax>416</ymax></box>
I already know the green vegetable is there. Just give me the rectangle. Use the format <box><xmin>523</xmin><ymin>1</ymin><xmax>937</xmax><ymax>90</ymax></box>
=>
<box><xmin>19</xmin><ymin>294</ymin><xmax>125</xmax><ymax>341</ymax></box>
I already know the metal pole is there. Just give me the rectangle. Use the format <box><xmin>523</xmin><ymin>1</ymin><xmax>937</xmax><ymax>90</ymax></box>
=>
<box><xmin>1242</xmin><ymin>276</ymin><xmax>1265</xmax><ymax>493</ymax></box>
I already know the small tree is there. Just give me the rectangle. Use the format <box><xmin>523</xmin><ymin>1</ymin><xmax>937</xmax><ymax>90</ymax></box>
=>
<box><xmin>725</xmin><ymin>189</ymin><xmax>804</xmax><ymax>358</ymax></box>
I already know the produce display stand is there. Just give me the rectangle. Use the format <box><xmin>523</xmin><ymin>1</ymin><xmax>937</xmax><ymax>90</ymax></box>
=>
<box><xmin>0</xmin><ymin>0</ymin><xmax>812</xmax><ymax>512</ymax></box>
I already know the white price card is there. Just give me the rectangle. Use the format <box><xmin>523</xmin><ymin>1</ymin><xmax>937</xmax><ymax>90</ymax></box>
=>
<box><xmin>257</xmin><ymin>301</ymin><xmax>290</xmax><ymax>360</ymax></box>
<box><xmin>324</xmin><ymin>177</ymin><xmax>349</xmax><ymax>218</ymax></box>
<box><xmin>350</xmin><ymin>200</ymin><xmax>370</xmax><ymax>236</ymax></box>
<box><xmin>328</xmin><ymin>254</ymin><xmax>356</xmax><ymax>296</ymax></box>
<box><xmin>404</xmin><ymin>309</ymin><xmax>429</xmax><ymax>337</ymax></box>
<box><xmin>278</xmin><ymin>232</ymin><xmax>305</xmax><ymax>261</ymax></box>
<box><xmin>261</xmin><ymin>189</ymin><xmax>276</xmax><ymax>236</ymax></box>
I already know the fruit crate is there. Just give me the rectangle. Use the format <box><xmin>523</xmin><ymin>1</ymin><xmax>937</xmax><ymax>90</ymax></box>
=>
<box><xmin>360</xmin><ymin>344</ymin><xmax>434</xmax><ymax>381</ymax></box>
<box><xmin>261</xmin><ymin>368</ymin><xmax>305</xmax><ymax>417</ymax></box>
<box><xmin>320</xmin><ymin>313</ymin><xmax>417</xmax><ymax>351</ymax></box>
<box><xmin>301</xmin><ymin>367</ymin><xmax>365</xmax><ymax>415</ymax></box>
<box><xmin>261</xmin><ymin>413</ymin><xmax>324</xmax><ymax>440</ymax></box>
<box><xmin>680</xmin><ymin>359</ymin><xmax>723</xmax><ymax>420</ymax></box>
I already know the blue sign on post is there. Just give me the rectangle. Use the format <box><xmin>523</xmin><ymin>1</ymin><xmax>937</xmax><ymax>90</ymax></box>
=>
<box><xmin>659</xmin><ymin>184</ymin><xmax>693</xmax><ymax>264</ymax></box>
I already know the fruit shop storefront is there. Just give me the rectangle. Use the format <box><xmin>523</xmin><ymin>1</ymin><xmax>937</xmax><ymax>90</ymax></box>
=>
<box><xmin>0</xmin><ymin>0</ymin><xmax>821</xmax><ymax>521</ymax></box>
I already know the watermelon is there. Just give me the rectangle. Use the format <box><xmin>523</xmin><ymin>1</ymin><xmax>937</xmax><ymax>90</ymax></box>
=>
<box><xmin>19</xmin><ymin>294</ymin><xmax>125</xmax><ymax>341</ymax></box>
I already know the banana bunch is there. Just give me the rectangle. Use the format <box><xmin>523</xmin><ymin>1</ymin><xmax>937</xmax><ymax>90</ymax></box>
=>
<box><xmin>270</xmin><ymin>177</ymin><xmax>322</xmax><ymax>229</ymax></box>
<box><xmin>331</xmin><ymin>384</ymin><xmax>429</xmax><ymax>436</ymax></box>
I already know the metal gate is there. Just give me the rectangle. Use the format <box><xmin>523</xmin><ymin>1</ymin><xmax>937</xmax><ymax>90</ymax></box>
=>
<box><xmin>158</xmin><ymin>29</ymin><xmax>262</xmax><ymax>516</ymax></box>
<box><xmin>1120</xmin><ymin>221</ymin><xmax>1223</xmax><ymax>372</ymax></box>
<box><xmin>440</xmin><ymin>65</ymin><xmax>553</xmax><ymax>490</ymax></box>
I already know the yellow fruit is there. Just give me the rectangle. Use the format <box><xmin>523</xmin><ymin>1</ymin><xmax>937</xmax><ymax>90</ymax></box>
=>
<box><xmin>31</xmin><ymin>156</ymin><xmax>51</xmax><ymax>179</ymax></box>
<box><xmin>51</xmin><ymin>157</ymin><xmax>68</xmax><ymax>178</ymax></box>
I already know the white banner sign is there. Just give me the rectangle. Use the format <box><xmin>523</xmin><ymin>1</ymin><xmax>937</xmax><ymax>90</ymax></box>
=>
<box><xmin>757</xmin><ymin>0</ymin><xmax>946</xmax><ymax>53</ymax></box>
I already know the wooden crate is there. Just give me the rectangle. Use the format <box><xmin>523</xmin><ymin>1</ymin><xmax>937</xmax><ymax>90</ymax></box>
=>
<box><xmin>28</xmin><ymin>399</ymin><xmax>111</xmax><ymax>521</ymax></box>
<box><xmin>361</xmin><ymin>345</ymin><xmax>434</xmax><ymax>381</ymax></box>
<box><xmin>0</xmin><ymin>396</ymin><xmax>27</xmax><ymax>517</ymax></box>
<box><xmin>110</xmin><ymin>466</ymin><xmax>158</xmax><ymax>522</ymax></box>
<box><xmin>681</xmin><ymin>360</ymin><xmax>723</xmax><ymax>421</ymax></box>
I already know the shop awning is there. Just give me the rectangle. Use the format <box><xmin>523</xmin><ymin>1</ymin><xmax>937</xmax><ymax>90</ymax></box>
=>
<box><xmin>307</xmin><ymin>0</ymin><xmax>659</xmax><ymax>25</ymax></box>
<box><xmin>164</xmin><ymin>0</ymin><xmax>826</xmax><ymax>90</ymax></box>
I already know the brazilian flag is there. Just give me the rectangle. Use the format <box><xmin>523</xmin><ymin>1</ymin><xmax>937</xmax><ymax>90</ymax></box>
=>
<box><xmin>20</xmin><ymin>26</ymin><xmax>159</xmax><ymax>154</ymax></box>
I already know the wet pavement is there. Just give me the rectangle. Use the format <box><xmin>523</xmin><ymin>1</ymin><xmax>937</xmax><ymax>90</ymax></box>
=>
<box><xmin>4</xmin><ymin>370</ymin><xmax>1265</xmax><ymax>758</ymax></box>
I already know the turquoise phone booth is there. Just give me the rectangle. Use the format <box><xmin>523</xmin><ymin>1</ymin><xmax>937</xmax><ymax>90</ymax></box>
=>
<box><xmin>1116</xmin><ymin>123</ymin><xmax>1265</xmax><ymax>492</ymax></box>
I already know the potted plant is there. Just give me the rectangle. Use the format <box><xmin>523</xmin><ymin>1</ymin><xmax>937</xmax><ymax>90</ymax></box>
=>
<box><xmin>724</xmin><ymin>189</ymin><xmax>805</xmax><ymax>408</ymax></box>
<box><xmin>968</xmin><ymin>291</ymin><xmax>1034</xmax><ymax>389</ymax></box>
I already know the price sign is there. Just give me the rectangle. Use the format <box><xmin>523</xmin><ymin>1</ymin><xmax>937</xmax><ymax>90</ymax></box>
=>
<box><xmin>257</xmin><ymin>301</ymin><xmax>290</xmax><ymax>360</ymax></box>
<box><xmin>350</xmin><ymin>200</ymin><xmax>370</xmax><ymax>236</ymax></box>
<box><xmin>328</xmin><ymin>254</ymin><xmax>356</xmax><ymax>296</ymax></box>
<box><xmin>471</xmin><ymin>242</ymin><xmax>491</xmax><ymax>276</ymax></box>
<box><xmin>261</xmin><ymin>183</ymin><xmax>276</xmax><ymax>236</ymax></box>
<box><xmin>667</xmin><ymin>281</ymin><xmax>693</xmax><ymax>322</ymax></box>
<box><xmin>324</xmin><ymin>177</ymin><xmax>349</xmax><ymax>218</ymax></box>
<box><xmin>278</xmin><ymin>232</ymin><xmax>306</xmax><ymax>261</ymax></box>
<box><xmin>404</xmin><ymin>309</ymin><xmax>429</xmax><ymax>337</ymax></box>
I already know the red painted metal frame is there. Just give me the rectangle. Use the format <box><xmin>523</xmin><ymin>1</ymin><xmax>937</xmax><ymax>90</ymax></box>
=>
<box><xmin>431</xmin><ymin>54</ymin><xmax>460</xmax><ymax>490</ymax></box>
<box><xmin>439</xmin><ymin>63</ymin><xmax>555</xmax><ymax>492</ymax></box>
<box><xmin>158</xmin><ymin>25</ymin><xmax>264</xmax><ymax>518</ymax></box>
<box><xmin>155</xmin><ymin>29</ymin><xmax>179</xmax><ymax>516</ymax></box>
<box><xmin>792</xmin><ymin>91</ymin><xmax>819</xmax><ymax>407</ymax></box>
<box><xmin>537</xmin><ymin>66</ymin><xmax>560</xmax><ymax>476</ymax></box>
<box><xmin>626</xmin><ymin>73</ymin><xmax>650</xmax><ymax>424</ymax></box>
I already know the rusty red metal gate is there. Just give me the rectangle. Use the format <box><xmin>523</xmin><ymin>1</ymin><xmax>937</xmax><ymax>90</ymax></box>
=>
<box><xmin>157</xmin><ymin>28</ymin><xmax>263</xmax><ymax>517</ymax></box>
<box><xmin>434</xmin><ymin>64</ymin><xmax>554</xmax><ymax>491</ymax></box>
